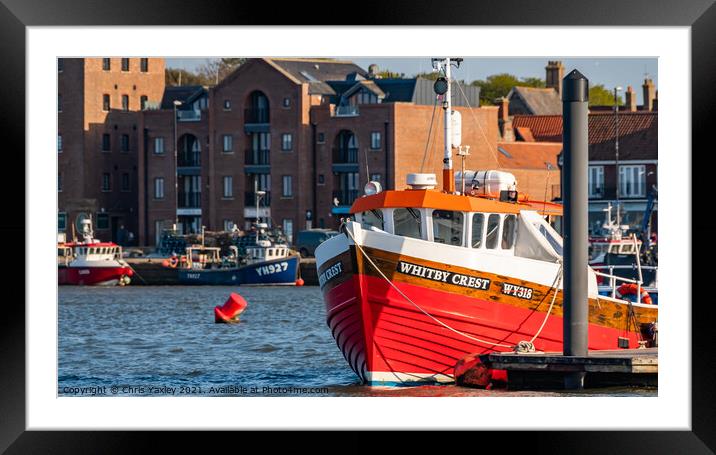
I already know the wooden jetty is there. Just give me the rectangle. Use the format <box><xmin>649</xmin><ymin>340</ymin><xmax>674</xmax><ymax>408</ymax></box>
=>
<box><xmin>478</xmin><ymin>348</ymin><xmax>657</xmax><ymax>390</ymax></box>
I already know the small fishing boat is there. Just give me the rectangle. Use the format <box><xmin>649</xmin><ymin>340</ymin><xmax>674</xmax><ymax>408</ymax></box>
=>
<box><xmin>315</xmin><ymin>58</ymin><xmax>658</xmax><ymax>386</ymax></box>
<box><xmin>57</xmin><ymin>217</ymin><xmax>134</xmax><ymax>286</ymax></box>
<box><xmin>174</xmin><ymin>224</ymin><xmax>300</xmax><ymax>286</ymax></box>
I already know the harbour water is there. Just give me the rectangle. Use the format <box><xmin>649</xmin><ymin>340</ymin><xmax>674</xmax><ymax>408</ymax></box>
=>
<box><xmin>59</xmin><ymin>286</ymin><xmax>655</xmax><ymax>397</ymax></box>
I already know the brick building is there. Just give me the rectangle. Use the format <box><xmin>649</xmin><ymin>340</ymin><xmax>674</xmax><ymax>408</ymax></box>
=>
<box><xmin>57</xmin><ymin>57</ymin><xmax>165</xmax><ymax>243</ymax></box>
<box><xmin>136</xmin><ymin>58</ymin><xmax>497</xmax><ymax>246</ymax></box>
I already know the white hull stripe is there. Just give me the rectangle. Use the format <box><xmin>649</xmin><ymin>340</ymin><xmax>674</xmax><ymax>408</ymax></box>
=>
<box><xmin>364</xmin><ymin>371</ymin><xmax>454</xmax><ymax>385</ymax></box>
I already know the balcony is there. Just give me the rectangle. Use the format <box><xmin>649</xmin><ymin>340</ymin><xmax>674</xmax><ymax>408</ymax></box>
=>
<box><xmin>332</xmin><ymin>189</ymin><xmax>361</xmax><ymax>207</ymax></box>
<box><xmin>178</xmin><ymin>151</ymin><xmax>201</xmax><ymax>168</ymax></box>
<box><xmin>244</xmin><ymin>149</ymin><xmax>270</xmax><ymax>166</ymax></box>
<box><xmin>245</xmin><ymin>191</ymin><xmax>271</xmax><ymax>207</ymax></box>
<box><xmin>244</xmin><ymin>108</ymin><xmax>269</xmax><ymax>124</ymax></box>
<box><xmin>332</xmin><ymin>147</ymin><xmax>359</xmax><ymax>164</ymax></box>
<box><xmin>177</xmin><ymin>110</ymin><xmax>201</xmax><ymax>122</ymax></box>
<box><xmin>334</xmin><ymin>105</ymin><xmax>359</xmax><ymax>117</ymax></box>
<box><xmin>178</xmin><ymin>192</ymin><xmax>201</xmax><ymax>208</ymax></box>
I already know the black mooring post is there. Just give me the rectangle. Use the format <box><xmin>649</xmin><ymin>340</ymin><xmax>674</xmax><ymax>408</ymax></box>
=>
<box><xmin>562</xmin><ymin>69</ymin><xmax>589</xmax><ymax>390</ymax></box>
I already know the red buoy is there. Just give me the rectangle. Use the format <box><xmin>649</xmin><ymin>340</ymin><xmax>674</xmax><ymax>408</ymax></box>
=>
<box><xmin>295</xmin><ymin>278</ymin><xmax>305</xmax><ymax>286</ymax></box>
<box><xmin>214</xmin><ymin>293</ymin><xmax>248</xmax><ymax>323</ymax></box>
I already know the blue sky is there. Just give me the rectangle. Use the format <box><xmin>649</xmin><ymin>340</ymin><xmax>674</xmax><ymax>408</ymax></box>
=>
<box><xmin>166</xmin><ymin>57</ymin><xmax>658</xmax><ymax>104</ymax></box>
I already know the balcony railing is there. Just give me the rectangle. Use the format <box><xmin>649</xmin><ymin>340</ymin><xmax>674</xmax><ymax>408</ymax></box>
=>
<box><xmin>244</xmin><ymin>108</ymin><xmax>270</xmax><ymax>124</ymax></box>
<box><xmin>332</xmin><ymin>147</ymin><xmax>359</xmax><ymax>164</ymax></box>
<box><xmin>177</xmin><ymin>110</ymin><xmax>201</xmax><ymax>122</ymax></box>
<box><xmin>332</xmin><ymin>189</ymin><xmax>361</xmax><ymax>206</ymax></box>
<box><xmin>178</xmin><ymin>192</ymin><xmax>202</xmax><ymax>208</ymax></box>
<box><xmin>334</xmin><ymin>105</ymin><xmax>360</xmax><ymax>117</ymax></box>
<box><xmin>178</xmin><ymin>151</ymin><xmax>201</xmax><ymax>167</ymax></box>
<box><xmin>244</xmin><ymin>149</ymin><xmax>270</xmax><ymax>166</ymax></box>
<box><xmin>245</xmin><ymin>191</ymin><xmax>271</xmax><ymax>207</ymax></box>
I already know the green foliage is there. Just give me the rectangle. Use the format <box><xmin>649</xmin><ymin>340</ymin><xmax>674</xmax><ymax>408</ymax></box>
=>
<box><xmin>165</xmin><ymin>58</ymin><xmax>247</xmax><ymax>87</ymax></box>
<box><xmin>589</xmin><ymin>84</ymin><xmax>623</xmax><ymax>106</ymax></box>
<box><xmin>413</xmin><ymin>71</ymin><xmax>441</xmax><ymax>81</ymax></box>
<box><xmin>375</xmin><ymin>69</ymin><xmax>405</xmax><ymax>79</ymax></box>
<box><xmin>471</xmin><ymin>73</ymin><xmax>545</xmax><ymax>105</ymax></box>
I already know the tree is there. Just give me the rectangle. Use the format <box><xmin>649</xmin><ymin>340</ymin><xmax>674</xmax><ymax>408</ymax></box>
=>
<box><xmin>196</xmin><ymin>58</ymin><xmax>246</xmax><ymax>85</ymax></box>
<box><xmin>471</xmin><ymin>73</ymin><xmax>545</xmax><ymax>105</ymax></box>
<box><xmin>589</xmin><ymin>84</ymin><xmax>623</xmax><ymax>106</ymax></box>
<box><xmin>165</xmin><ymin>67</ymin><xmax>213</xmax><ymax>87</ymax></box>
<box><xmin>413</xmin><ymin>71</ymin><xmax>440</xmax><ymax>81</ymax></box>
<box><xmin>374</xmin><ymin>69</ymin><xmax>405</xmax><ymax>79</ymax></box>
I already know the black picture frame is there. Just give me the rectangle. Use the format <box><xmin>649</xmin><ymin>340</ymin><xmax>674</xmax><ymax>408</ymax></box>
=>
<box><xmin>2</xmin><ymin>0</ymin><xmax>711</xmax><ymax>451</ymax></box>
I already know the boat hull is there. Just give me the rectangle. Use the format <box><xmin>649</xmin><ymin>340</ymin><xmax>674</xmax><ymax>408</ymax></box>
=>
<box><xmin>317</xmin><ymin>231</ymin><xmax>658</xmax><ymax>386</ymax></box>
<box><xmin>58</xmin><ymin>264</ymin><xmax>133</xmax><ymax>286</ymax></box>
<box><xmin>178</xmin><ymin>255</ymin><xmax>300</xmax><ymax>285</ymax></box>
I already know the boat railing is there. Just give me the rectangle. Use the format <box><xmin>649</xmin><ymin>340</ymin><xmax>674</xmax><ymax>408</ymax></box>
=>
<box><xmin>591</xmin><ymin>267</ymin><xmax>656</xmax><ymax>303</ymax></box>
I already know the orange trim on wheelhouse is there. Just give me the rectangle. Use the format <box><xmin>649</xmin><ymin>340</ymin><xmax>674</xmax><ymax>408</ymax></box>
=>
<box><xmin>350</xmin><ymin>189</ymin><xmax>563</xmax><ymax>216</ymax></box>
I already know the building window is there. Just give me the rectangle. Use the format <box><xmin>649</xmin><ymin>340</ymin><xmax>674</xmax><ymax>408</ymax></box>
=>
<box><xmin>154</xmin><ymin>137</ymin><xmax>164</xmax><ymax>155</ymax></box>
<box><xmin>121</xmin><ymin>173</ymin><xmax>130</xmax><ymax>192</ymax></box>
<box><xmin>223</xmin><ymin>176</ymin><xmax>233</xmax><ymax>198</ymax></box>
<box><xmin>101</xmin><ymin>173</ymin><xmax>111</xmax><ymax>192</ymax></box>
<box><xmin>121</xmin><ymin>58</ymin><xmax>129</xmax><ymax>72</ymax></box>
<box><xmin>102</xmin><ymin>94</ymin><xmax>110</xmax><ymax>111</ymax></box>
<box><xmin>120</xmin><ymin>134</ymin><xmax>129</xmax><ymax>152</ymax></box>
<box><xmin>619</xmin><ymin>165</ymin><xmax>646</xmax><ymax>198</ymax></box>
<box><xmin>97</xmin><ymin>213</ymin><xmax>110</xmax><ymax>230</ymax></box>
<box><xmin>282</xmin><ymin>219</ymin><xmax>294</xmax><ymax>244</ymax></box>
<box><xmin>154</xmin><ymin>177</ymin><xmax>165</xmax><ymax>199</ymax></box>
<box><xmin>282</xmin><ymin>175</ymin><xmax>293</xmax><ymax>197</ymax></box>
<box><xmin>140</xmin><ymin>95</ymin><xmax>148</xmax><ymax>110</ymax></box>
<box><xmin>58</xmin><ymin>94</ymin><xmax>62</xmax><ymax>113</ymax></box>
<box><xmin>57</xmin><ymin>134</ymin><xmax>63</xmax><ymax>152</ymax></box>
<box><xmin>283</xmin><ymin>97</ymin><xmax>291</xmax><ymax>108</ymax></box>
<box><xmin>58</xmin><ymin>212</ymin><xmax>67</xmax><ymax>231</ymax></box>
<box><xmin>58</xmin><ymin>173</ymin><xmax>62</xmax><ymax>192</ymax></box>
<box><xmin>222</xmin><ymin>135</ymin><xmax>233</xmax><ymax>153</ymax></box>
<box><xmin>102</xmin><ymin>58</ymin><xmax>111</xmax><ymax>71</ymax></box>
<box><xmin>122</xmin><ymin>95</ymin><xmax>129</xmax><ymax>111</ymax></box>
<box><xmin>318</xmin><ymin>174</ymin><xmax>325</xmax><ymax>185</ymax></box>
<box><xmin>102</xmin><ymin>133</ymin><xmax>111</xmax><ymax>152</ymax></box>
<box><xmin>370</xmin><ymin>132</ymin><xmax>381</xmax><ymax>150</ymax></box>
<box><xmin>281</xmin><ymin>133</ymin><xmax>293</xmax><ymax>151</ymax></box>
<box><xmin>317</xmin><ymin>132</ymin><xmax>325</xmax><ymax>144</ymax></box>
<box><xmin>58</xmin><ymin>58</ymin><xmax>64</xmax><ymax>72</ymax></box>
<box><xmin>140</xmin><ymin>58</ymin><xmax>148</xmax><ymax>72</ymax></box>
<box><xmin>223</xmin><ymin>99</ymin><xmax>231</xmax><ymax>110</ymax></box>
<box><xmin>588</xmin><ymin>166</ymin><xmax>604</xmax><ymax>198</ymax></box>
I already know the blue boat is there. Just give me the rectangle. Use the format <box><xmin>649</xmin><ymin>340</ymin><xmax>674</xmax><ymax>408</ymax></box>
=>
<box><xmin>177</xmin><ymin>226</ymin><xmax>300</xmax><ymax>286</ymax></box>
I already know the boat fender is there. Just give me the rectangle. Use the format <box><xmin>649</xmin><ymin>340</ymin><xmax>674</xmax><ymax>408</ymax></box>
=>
<box><xmin>295</xmin><ymin>278</ymin><xmax>305</xmax><ymax>286</ymax></box>
<box><xmin>167</xmin><ymin>256</ymin><xmax>179</xmax><ymax>268</ymax></box>
<box><xmin>616</xmin><ymin>283</ymin><xmax>653</xmax><ymax>305</ymax></box>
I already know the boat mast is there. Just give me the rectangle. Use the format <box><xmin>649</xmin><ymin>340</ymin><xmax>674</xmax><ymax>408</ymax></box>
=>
<box><xmin>442</xmin><ymin>58</ymin><xmax>455</xmax><ymax>194</ymax></box>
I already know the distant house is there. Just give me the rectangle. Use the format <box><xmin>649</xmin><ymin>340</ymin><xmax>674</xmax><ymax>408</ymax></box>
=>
<box><xmin>511</xmin><ymin>112</ymin><xmax>658</xmax><ymax>234</ymax></box>
<box><xmin>506</xmin><ymin>86</ymin><xmax>562</xmax><ymax>116</ymax></box>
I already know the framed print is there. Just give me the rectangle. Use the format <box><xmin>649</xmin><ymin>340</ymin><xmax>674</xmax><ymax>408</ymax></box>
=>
<box><xmin>2</xmin><ymin>0</ymin><xmax>712</xmax><ymax>451</ymax></box>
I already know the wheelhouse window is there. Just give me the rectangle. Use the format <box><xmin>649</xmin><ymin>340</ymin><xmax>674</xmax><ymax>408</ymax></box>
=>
<box><xmin>471</xmin><ymin>213</ymin><xmax>485</xmax><ymax>248</ymax></box>
<box><xmin>360</xmin><ymin>210</ymin><xmax>384</xmax><ymax>230</ymax></box>
<box><xmin>485</xmin><ymin>214</ymin><xmax>501</xmax><ymax>249</ymax></box>
<box><xmin>393</xmin><ymin>208</ymin><xmax>422</xmax><ymax>240</ymax></box>
<box><xmin>432</xmin><ymin>210</ymin><xmax>464</xmax><ymax>246</ymax></box>
<box><xmin>501</xmin><ymin>214</ymin><xmax>517</xmax><ymax>249</ymax></box>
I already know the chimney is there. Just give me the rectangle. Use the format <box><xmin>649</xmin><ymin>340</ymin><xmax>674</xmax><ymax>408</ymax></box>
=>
<box><xmin>625</xmin><ymin>85</ymin><xmax>637</xmax><ymax>112</ymax></box>
<box><xmin>546</xmin><ymin>60</ymin><xmax>565</xmax><ymax>94</ymax></box>
<box><xmin>495</xmin><ymin>97</ymin><xmax>514</xmax><ymax>141</ymax></box>
<box><xmin>642</xmin><ymin>78</ymin><xmax>656</xmax><ymax>111</ymax></box>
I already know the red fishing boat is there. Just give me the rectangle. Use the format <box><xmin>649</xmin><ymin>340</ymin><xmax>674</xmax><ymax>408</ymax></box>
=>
<box><xmin>315</xmin><ymin>58</ymin><xmax>658</xmax><ymax>385</ymax></box>
<box><xmin>58</xmin><ymin>216</ymin><xmax>134</xmax><ymax>286</ymax></box>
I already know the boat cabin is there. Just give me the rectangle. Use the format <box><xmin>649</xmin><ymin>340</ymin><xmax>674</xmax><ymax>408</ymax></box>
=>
<box><xmin>351</xmin><ymin>182</ymin><xmax>564</xmax><ymax>264</ymax></box>
<box><xmin>62</xmin><ymin>242</ymin><xmax>123</xmax><ymax>263</ymax></box>
<box><xmin>185</xmin><ymin>245</ymin><xmax>223</xmax><ymax>269</ymax></box>
<box><xmin>245</xmin><ymin>244</ymin><xmax>291</xmax><ymax>264</ymax></box>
